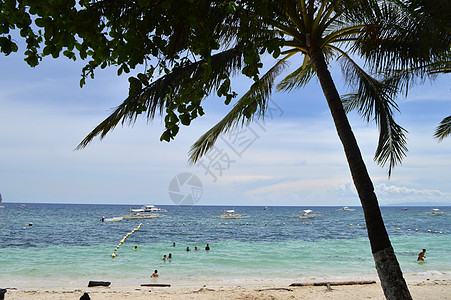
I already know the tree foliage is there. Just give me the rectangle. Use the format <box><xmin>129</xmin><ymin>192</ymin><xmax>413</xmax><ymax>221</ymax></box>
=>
<box><xmin>357</xmin><ymin>0</ymin><xmax>451</xmax><ymax>141</ymax></box>
<box><xmin>1</xmin><ymin>0</ymin><xmax>449</xmax><ymax>164</ymax></box>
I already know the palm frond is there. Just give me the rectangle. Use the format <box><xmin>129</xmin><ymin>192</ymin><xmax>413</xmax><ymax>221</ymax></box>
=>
<box><xmin>277</xmin><ymin>54</ymin><xmax>315</xmax><ymax>92</ymax></box>
<box><xmin>426</xmin><ymin>58</ymin><xmax>451</xmax><ymax>74</ymax></box>
<box><xmin>354</xmin><ymin>0</ymin><xmax>451</xmax><ymax>75</ymax></box>
<box><xmin>277</xmin><ymin>46</ymin><xmax>340</xmax><ymax>92</ymax></box>
<box><xmin>189</xmin><ymin>58</ymin><xmax>290</xmax><ymax>163</ymax></box>
<box><xmin>376</xmin><ymin>54</ymin><xmax>450</xmax><ymax>99</ymax></box>
<box><xmin>76</xmin><ymin>46</ymin><xmax>246</xmax><ymax>149</ymax></box>
<box><xmin>434</xmin><ymin>116</ymin><xmax>451</xmax><ymax>141</ymax></box>
<box><xmin>339</xmin><ymin>51</ymin><xmax>408</xmax><ymax>176</ymax></box>
<box><xmin>373</xmin><ymin>114</ymin><xmax>408</xmax><ymax>177</ymax></box>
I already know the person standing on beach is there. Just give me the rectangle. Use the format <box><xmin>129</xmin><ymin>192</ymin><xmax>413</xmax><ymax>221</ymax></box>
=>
<box><xmin>417</xmin><ymin>249</ymin><xmax>426</xmax><ymax>261</ymax></box>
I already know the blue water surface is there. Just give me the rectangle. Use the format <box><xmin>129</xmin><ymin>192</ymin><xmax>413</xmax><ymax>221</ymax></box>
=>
<box><xmin>0</xmin><ymin>204</ymin><xmax>449</xmax><ymax>286</ymax></box>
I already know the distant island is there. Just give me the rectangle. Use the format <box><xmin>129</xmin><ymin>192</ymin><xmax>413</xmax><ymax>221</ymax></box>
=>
<box><xmin>385</xmin><ymin>202</ymin><xmax>451</xmax><ymax>206</ymax></box>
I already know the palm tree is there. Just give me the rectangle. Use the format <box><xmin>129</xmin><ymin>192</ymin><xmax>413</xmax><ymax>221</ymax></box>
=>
<box><xmin>77</xmin><ymin>1</ymin><xmax>414</xmax><ymax>298</ymax></box>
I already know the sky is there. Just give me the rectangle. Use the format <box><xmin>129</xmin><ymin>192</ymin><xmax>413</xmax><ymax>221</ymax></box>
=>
<box><xmin>1</xmin><ymin>46</ymin><xmax>450</xmax><ymax>207</ymax></box>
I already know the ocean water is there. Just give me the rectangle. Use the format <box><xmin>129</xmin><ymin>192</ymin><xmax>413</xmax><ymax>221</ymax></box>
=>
<box><xmin>0</xmin><ymin>204</ymin><xmax>449</xmax><ymax>287</ymax></box>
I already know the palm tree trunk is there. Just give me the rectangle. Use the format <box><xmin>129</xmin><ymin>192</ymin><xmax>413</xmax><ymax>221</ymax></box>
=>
<box><xmin>307</xmin><ymin>46</ymin><xmax>412</xmax><ymax>299</ymax></box>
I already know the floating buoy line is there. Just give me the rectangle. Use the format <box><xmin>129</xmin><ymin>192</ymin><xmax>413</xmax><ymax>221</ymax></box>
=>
<box><xmin>112</xmin><ymin>223</ymin><xmax>142</xmax><ymax>258</ymax></box>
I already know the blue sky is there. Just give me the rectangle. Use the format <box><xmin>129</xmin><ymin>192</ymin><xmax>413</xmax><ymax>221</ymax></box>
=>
<box><xmin>1</xmin><ymin>50</ymin><xmax>450</xmax><ymax>206</ymax></box>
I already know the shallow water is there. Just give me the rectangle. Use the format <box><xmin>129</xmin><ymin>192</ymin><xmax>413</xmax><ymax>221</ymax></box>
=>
<box><xmin>0</xmin><ymin>204</ymin><xmax>449</xmax><ymax>287</ymax></box>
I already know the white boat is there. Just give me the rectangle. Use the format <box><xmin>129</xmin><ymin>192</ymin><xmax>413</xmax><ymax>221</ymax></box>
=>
<box><xmin>428</xmin><ymin>208</ymin><xmax>444</xmax><ymax>216</ymax></box>
<box><xmin>219</xmin><ymin>209</ymin><xmax>243</xmax><ymax>219</ymax></box>
<box><xmin>122</xmin><ymin>213</ymin><xmax>163</xmax><ymax>220</ymax></box>
<box><xmin>299</xmin><ymin>209</ymin><xmax>316</xmax><ymax>219</ymax></box>
<box><xmin>339</xmin><ymin>206</ymin><xmax>355</xmax><ymax>211</ymax></box>
<box><xmin>0</xmin><ymin>193</ymin><xmax>4</xmax><ymax>208</ymax></box>
<box><xmin>129</xmin><ymin>204</ymin><xmax>167</xmax><ymax>213</ymax></box>
<box><xmin>104</xmin><ymin>217</ymin><xmax>123</xmax><ymax>222</ymax></box>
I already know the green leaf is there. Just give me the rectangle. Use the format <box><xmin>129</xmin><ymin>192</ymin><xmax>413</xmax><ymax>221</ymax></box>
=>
<box><xmin>34</xmin><ymin>18</ymin><xmax>46</xmax><ymax>28</ymax></box>
<box><xmin>170</xmin><ymin>124</ymin><xmax>179</xmax><ymax>136</ymax></box>
<box><xmin>224</xmin><ymin>94</ymin><xmax>232</xmax><ymax>105</ymax></box>
<box><xmin>160</xmin><ymin>131</ymin><xmax>171</xmax><ymax>142</ymax></box>
<box><xmin>180</xmin><ymin>114</ymin><xmax>191</xmax><ymax>126</ymax></box>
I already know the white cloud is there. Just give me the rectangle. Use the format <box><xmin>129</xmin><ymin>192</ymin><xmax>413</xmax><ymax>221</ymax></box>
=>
<box><xmin>375</xmin><ymin>183</ymin><xmax>451</xmax><ymax>204</ymax></box>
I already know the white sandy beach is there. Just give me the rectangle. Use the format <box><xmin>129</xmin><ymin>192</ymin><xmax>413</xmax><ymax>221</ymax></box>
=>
<box><xmin>3</xmin><ymin>274</ymin><xmax>450</xmax><ymax>299</ymax></box>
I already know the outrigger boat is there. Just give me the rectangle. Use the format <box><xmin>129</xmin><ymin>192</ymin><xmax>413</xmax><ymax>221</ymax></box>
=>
<box><xmin>219</xmin><ymin>209</ymin><xmax>244</xmax><ymax>219</ymax></box>
<box><xmin>339</xmin><ymin>206</ymin><xmax>355</xmax><ymax>211</ymax></box>
<box><xmin>428</xmin><ymin>208</ymin><xmax>444</xmax><ymax>216</ymax></box>
<box><xmin>299</xmin><ymin>209</ymin><xmax>316</xmax><ymax>219</ymax></box>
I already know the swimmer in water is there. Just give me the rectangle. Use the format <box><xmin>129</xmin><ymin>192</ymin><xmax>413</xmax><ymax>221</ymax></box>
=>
<box><xmin>417</xmin><ymin>249</ymin><xmax>426</xmax><ymax>261</ymax></box>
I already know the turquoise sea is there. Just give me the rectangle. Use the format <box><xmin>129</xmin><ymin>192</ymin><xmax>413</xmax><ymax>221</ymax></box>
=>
<box><xmin>0</xmin><ymin>204</ymin><xmax>449</xmax><ymax>287</ymax></box>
